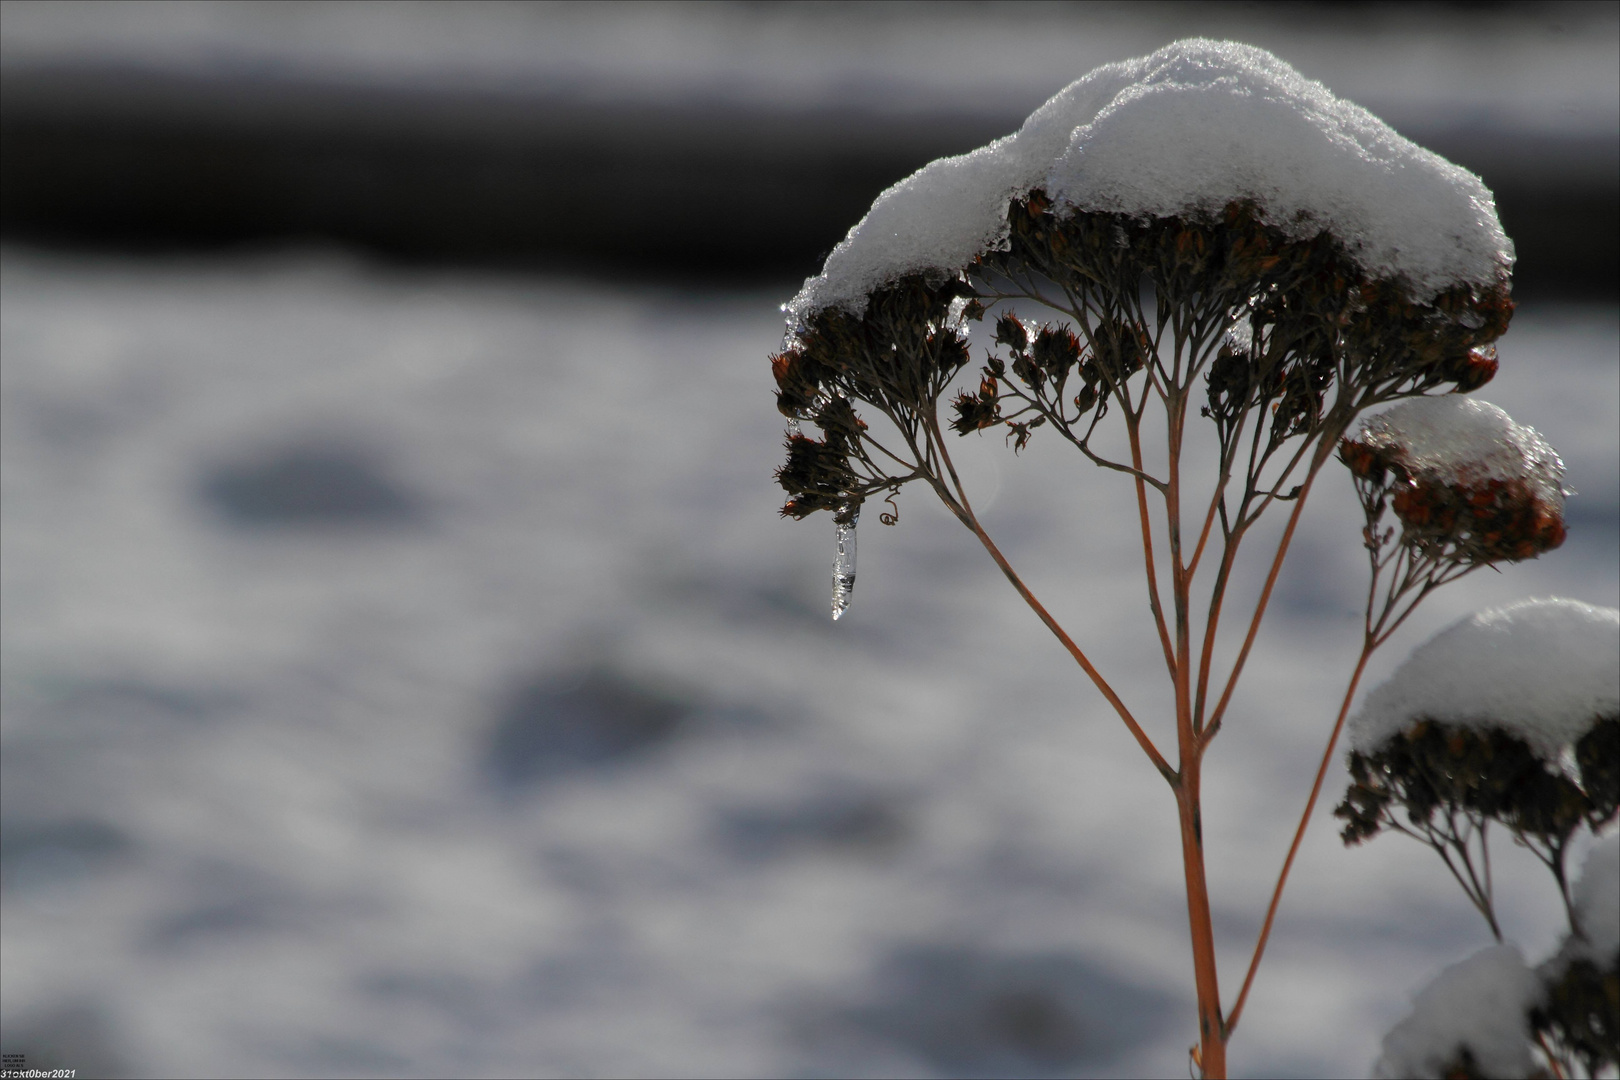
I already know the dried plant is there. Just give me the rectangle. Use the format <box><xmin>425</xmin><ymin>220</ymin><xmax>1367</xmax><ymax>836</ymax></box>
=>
<box><xmin>768</xmin><ymin>183</ymin><xmax>1553</xmax><ymax>1074</ymax></box>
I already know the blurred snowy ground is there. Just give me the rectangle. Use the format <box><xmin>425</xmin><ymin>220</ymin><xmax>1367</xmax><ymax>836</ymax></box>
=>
<box><xmin>1</xmin><ymin>249</ymin><xmax>1614</xmax><ymax>1079</ymax></box>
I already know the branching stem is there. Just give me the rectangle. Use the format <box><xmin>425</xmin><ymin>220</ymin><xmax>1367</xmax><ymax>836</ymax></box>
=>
<box><xmin>928</xmin><ymin>414</ymin><xmax>1176</xmax><ymax>786</ymax></box>
<box><xmin>1201</xmin><ymin>437</ymin><xmax>1335</xmax><ymax>745</ymax></box>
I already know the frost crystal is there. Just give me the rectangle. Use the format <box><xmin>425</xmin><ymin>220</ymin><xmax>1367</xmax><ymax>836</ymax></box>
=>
<box><xmin>1373</xmin><ymin>944</ymin><xmax>1541</xmax><ymax>1080</ymax></box>
<box><xmin>1350</xmin><ymin>598</ymin><xmax>1620</xmax><ymax>761</ymax></box>
<box><xmin>789</xmin><ymin>38</ymin><xmax>1510</xmax><ymax>322</ymax></box>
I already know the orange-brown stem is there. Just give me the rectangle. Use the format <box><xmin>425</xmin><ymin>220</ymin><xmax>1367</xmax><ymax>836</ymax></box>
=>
<box><xmin>1129</xmin><ymin>418</ymin><xmax>1177</xmax><ymax>675</ymax></box>
<box><xmin>962</xmin><ymin>509</ymin><xmax>1175</xmax><ymax>785</ymax></box>
<box><xmin>1185</xmin><ymin>448</ymin><xmax>1231</xmax><ymax>581</ymax></box>
<box><xmin>1192</xmin><ymin>540</ymin><xmax>1239</xmax><ymax>737</ymax></box>
<box><xmin>1178</xmin><ymin>755</ymin><xmax>1227</xmax><ymax>1077</ymax></box>
<box><xmin>929</xmin><ymin>413</ymin><xmax>1175</xmax><ymax>785</ymax></box>
<box><xmin>1200</xmin><ymin>439</ymin><xmax>1335</xmax><ymax>746</ymax></box>
<box><xmin>1164</xmin><ymin>391</ymin><xmax>1226</xmax><ymax>1078</ymax></box>
<box><xmin>1535</xmin><ymin>1030</ymin><xmax>1567</xmax><ymax>1080</ymax></box>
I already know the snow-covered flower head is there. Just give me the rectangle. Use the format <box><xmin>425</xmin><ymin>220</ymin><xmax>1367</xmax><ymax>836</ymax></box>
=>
<box><xmin>1341</xmin><ymin>397</ymin><xmax>1567</xmax><ymax>564</ymax></box>
<box><xmin>1351</xmin><ymin>598</ymin><xmax>1619</xmax><ymax>760</ymax></box>
<box><xmin>1354</xmin><ymin>599</ymin><xmax>1620</xmax><ymax>761</ymax></box>
<box><xmin>790</xmin><ymin>38</ymin><xmax>1511</xmax><ymax>323</ymax></box>
<box><xmin>1373</xmin><ymin>944</ymin><xmax>1541</xmax><ymax>1080</ymax></box>
<box><xmin>1338</xmin><ymin>600</ymin><xmax>1619</xmax><ymax>856</ymax></box>
<box><xmin>775</xmin><ymin>42</ymin><xmax>1522</xmax><ymax>528</ymax></box>
<box><xmin>1534</xmin><ymin>829</ymin><xmax>1620</xmax><ymax>1077</ymax></box>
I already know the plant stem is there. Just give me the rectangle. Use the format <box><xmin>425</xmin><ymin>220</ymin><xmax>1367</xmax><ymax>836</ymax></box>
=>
<box><xmin>929</xmin><ymin>418</ymin><xmax>1176</xmax><ymax>786</ymax></box>
<box><xmin>959</xmin><ymin>501</ymin><xmax>1175</xmax><ymax>785</ymax></box>
<box><xmin>1178</xmin><ymin>752</ymin><xmax>1227</xmax><ymax>1078</ymax></box>
<box><xmin>1129</xmin><ymin>415</ymin><xmax>1178</xmax><ymax>676</ymax></box>
<box><xmin>1164</xmin><ymin>383</ymin><xmax>1227</xmax><ymax>1078</ymax></box>
<box><xmin>1201</xmin><ymin>438</ymin><xmax>1334</xmax><ymax>744</ymax></box>
<box><xmin>1535</xmin><ymin>1030</ymin><xmax>1568</xmax><ymax>1080</ymax></box>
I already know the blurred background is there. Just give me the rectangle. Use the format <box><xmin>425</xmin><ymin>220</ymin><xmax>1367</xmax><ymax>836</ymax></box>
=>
<box><xmin>1</xmin><ymin>2</ymin><xmax>1615</xmax><ymax>1077</ymax></box>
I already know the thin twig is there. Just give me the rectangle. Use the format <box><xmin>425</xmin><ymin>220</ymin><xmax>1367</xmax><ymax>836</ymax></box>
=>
<box><xmin>1201</xmin><ymin>442</ymin><xmax>1332</xmax><ymax>746</ymax></box>
<box><xmin>929</xmin><ymin>417</ymin><xmax>1176</xmax><ymax>785</ymax></box>
<box><xmin>1128</xmin><ymin>415</ymin><xmax>1178</xmax><ymax>676</ymax></box>
<box><xmin>1534</xmin><ymin>1030</ymin><xmax>1568</xmax><ymax>1080</ymax></box>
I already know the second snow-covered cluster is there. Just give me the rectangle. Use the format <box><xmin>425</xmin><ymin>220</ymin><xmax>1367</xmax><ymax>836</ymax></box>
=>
<box><xmin>1350</xmin><ymin>597</ymin><xmax>1620</xmax><ymax>761</ymax></box>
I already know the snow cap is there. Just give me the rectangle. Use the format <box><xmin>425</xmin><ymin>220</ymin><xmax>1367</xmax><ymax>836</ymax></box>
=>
<box><xmin>1571</xmin><ymin>830</ymin><xmax>1620</xmax><ymax>960</ymax></box>
<box><xmin>1355</xmin><ymin>396</ymin><xmax>1565</xmax><ymax>510</ymax></box>
<box><xmin>1351</xmin><ymin>598</ymin><xmax>1620</xmax><ymax>761</ymax></box>
<box><xmin>789</xmin><ymin>39</ymin><xmax>1511</xmax><ymax>322</ymax></box>
<box><xmin>1373</xmin><ymin>944</ymin><xmax>1540</xmax><ymax>1080</ymax></box>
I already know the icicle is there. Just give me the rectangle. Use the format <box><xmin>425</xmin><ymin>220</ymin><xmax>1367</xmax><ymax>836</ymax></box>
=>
<box><xmin>786</xmin><ymin>417</ymin><xmax>801</xmax><ymax>437</ymax></box>
<box><xmin>830</xmin><ymin>510</ymin><xmax>858</xmax><ymax>621</ymax></box>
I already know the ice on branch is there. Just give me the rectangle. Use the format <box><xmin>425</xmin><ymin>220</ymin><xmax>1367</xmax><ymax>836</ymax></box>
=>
<box><xmin>1342</xmin><ymin>397</ymin><xmax>1568</xmax><ymax>564</ymax></box>
<box><xmin>1349</xmin><ymin>598</ymin><xmax>1620</xmax><ymax>762</ymax></box>
<box><xmin>1373</xmin><ymin>945</ymin><xmax>1542</xmax><ymax>1080</ymax></box>
<box><xmin>789</xmin><ymin>38</ymin><xmax>1510</xmax><ymax>322</ymax></box>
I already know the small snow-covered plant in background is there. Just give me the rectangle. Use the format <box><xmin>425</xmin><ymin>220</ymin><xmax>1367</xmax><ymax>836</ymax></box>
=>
<box><xmin>1537</xmin><ymin>837</ymin><xmax>1620</xmax><ymax>1078</ymax></box>
<box><xmin>1374</xmin><ymin>944</ymin><xmax>1548</xmax><ymax>1080</ymax></box>
<box><xmin>1367</xmin><ymin>837</ymin><xmax>1619</xmax><ymax>1080</ymax></box>
<box><xmin>767</xmin><ymin>40</ymin><xmax>1585</xmax><ymax>1076</ymax></box>
<box><xmin>1338</xmin><ymin>599</ymin><xmax>1619</xmax><ymax>1078</ymax></box>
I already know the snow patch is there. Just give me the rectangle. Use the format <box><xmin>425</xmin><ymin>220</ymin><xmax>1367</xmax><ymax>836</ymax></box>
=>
<box><xmin>790</xmin><ymin>39</ymin><xmax>1510</xmax><ymax>322</ymax></box>
<box><xmin>1373</xmin><ymin>944</ymin><xmax>1540</xmax><ymax>1080</ymax></box>
<box><xmin>1350</xmin><ymin>598</ymin><xmax>1620</xmax><ymax>760</ymax></box>
<box><xmin>1570</xmin><ymin>830</ymin><xmax>1620</xmax><ymax>959</ymax></box>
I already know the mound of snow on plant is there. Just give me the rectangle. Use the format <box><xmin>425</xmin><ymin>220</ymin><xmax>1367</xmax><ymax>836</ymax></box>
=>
<box><xmin>1356</xmin><ymin>396</ymin><xmax>1566</xmax><ymax>508</ymax></box>
<box><xmin>1568</xmin><ymin>830</ymin><xmax>1620</xmax><ymax>961</ymax></box>
<box><xmin>1372</xmin><ymin>944</ymin><xmax>1541</xmax><ymax>1080</ymax></box>
<box><xmin>789</xmin><ymin>38</ymin><xmax>1511</xmax><ymax>321</ymax></box>
<box><xmin>1350</xmin><ymin>598</ymin><xmax>1620</xmax><ymax>760</ymax></box>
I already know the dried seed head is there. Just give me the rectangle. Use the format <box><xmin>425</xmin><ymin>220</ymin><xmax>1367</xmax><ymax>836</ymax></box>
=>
<box><xmin>1030</xmin><ymin>324</ymin><xmax>1082</xmax><ymax>377</ymax></box>
<box><xmin>951</xmin><ymin>374</ymin><xmax>1002</xmax><ymax>434</ymax></box>
<box><xmin>772</xmin><ymin>273</ymin><xmax>978</xmax><ymax>523</ymax></box>
<box><xmin>1533</xmin><ymin>955</ymin><xmax>1619</xmax><ymax>1079</ymax></box>
<box><xmin>994</xmin><ymin>312</ymin><xmax>1029</xmax><ymax>350</ymax></box>
<box><xmin>1345</xmin><ymin>396</ymin><xmax>1567</xmax><ymax>564</ymax></box>
<box><xmin>1449</xmin><ymin>345</ymin><xmax>1500</xmax><ymax>393</ymax></box>
<box><xmin>770</xmin><ymin>348</ymin><xmax>822</xmax><ymax>418</ymax></box>
<box><xmin>776</xmin><ymin>432</ymin><xmax>859</xmax><ymax>519</ymax></box>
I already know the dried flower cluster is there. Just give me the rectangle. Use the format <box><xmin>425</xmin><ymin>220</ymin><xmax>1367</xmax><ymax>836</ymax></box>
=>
<box><xmin>763</xmin><ymin>44</ymin><xmax>1578</xmax><ymax>1077</ymax></box>
<box><xmin>1338</xmin><ymin>712</ymin><xmax>1618</xmax><ymax>1076</ymax></box>
<box><xmin>1337</xmin><ymin>717</ymin><xmax>1616</xmax><ymax>882</ymax></box>
<box><xmin>1534</xmin><ymin>954</ymin><xmax>1620</xmax><ymax>1078</ymax></box>
<box><xmin>774</xmin><ymin>196</ymin><xmax>1513</xmax><ymax>537</ymax></box>
<box><xmin>771</xmin><ymin>181</ymin><xmax>1528</xmax><ymax>1079</ymax></box>
<box><xmin>773</xmin><ymin>276</ymin><xmax>979</xmax><ymax>526</ymax></box>
<box><xmin>1341</xmin><ymin>405</ymin><xmax>1566</xmax><ymax>567</ymax></box>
